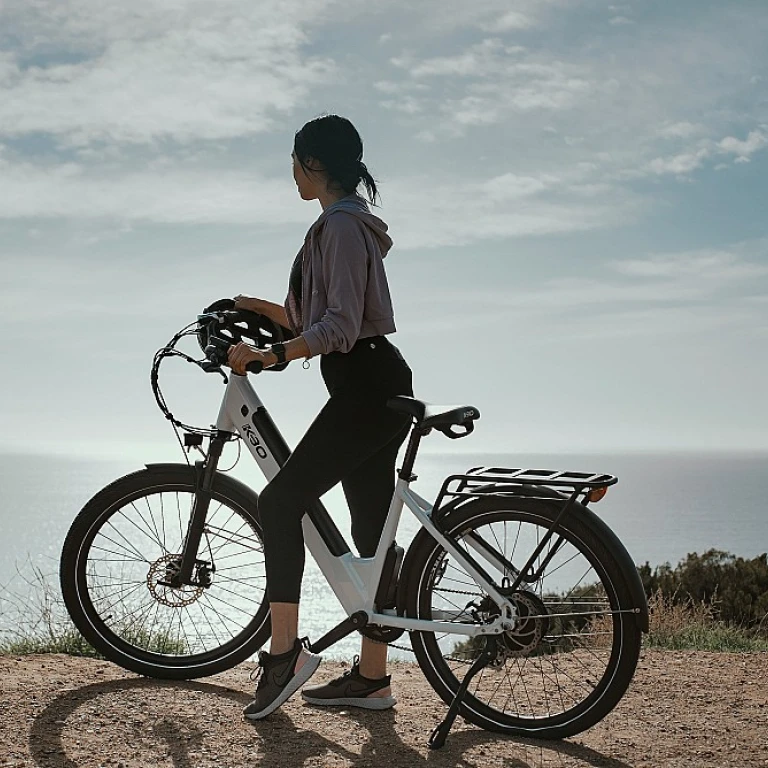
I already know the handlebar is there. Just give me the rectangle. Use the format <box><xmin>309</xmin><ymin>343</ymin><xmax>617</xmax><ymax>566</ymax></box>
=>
<box><xmin>204</xmin><ymin>335</ymin><xmax>263</xmax><ymax>374</ymax></box>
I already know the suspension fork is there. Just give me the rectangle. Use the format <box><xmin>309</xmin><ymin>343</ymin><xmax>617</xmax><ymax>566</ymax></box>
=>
<box><xmin>172</xmin><ymin>432</ymin><xmax>230</xmax><ymax>586</ymax></box>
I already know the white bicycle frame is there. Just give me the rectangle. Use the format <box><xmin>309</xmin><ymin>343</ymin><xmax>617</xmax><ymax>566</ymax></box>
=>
<box><xmin>215</xmin><ymin>373</ymin><xmax>517</xmax><ymax>639</ymax></box>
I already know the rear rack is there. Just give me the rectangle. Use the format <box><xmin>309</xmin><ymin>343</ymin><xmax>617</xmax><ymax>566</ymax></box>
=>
<box><xmin>432</xmin><ymin>466</ymin><xmax>618</xmax><ymax>517</ymax></box>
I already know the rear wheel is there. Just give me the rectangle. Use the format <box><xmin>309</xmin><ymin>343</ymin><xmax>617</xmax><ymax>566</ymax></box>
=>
<box><xmin>60</xmin><ymin>465</ymin><xmax>270</xmax><ymax>679</ymax></box>
<box><xmin>405</xmin><ymin>497</ymin><xmax>642</xmax><ymax>738</ymax></box>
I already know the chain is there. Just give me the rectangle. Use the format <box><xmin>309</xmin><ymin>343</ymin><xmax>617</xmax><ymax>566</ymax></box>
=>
<box><xmin>433</xmin><ymin>585</ymin><xmax>483</xmax><ymax>597</ymax></box>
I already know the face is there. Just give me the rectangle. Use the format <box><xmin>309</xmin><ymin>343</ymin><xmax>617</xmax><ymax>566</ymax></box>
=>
<box><xmin>291</xmin><ymin>152</ymin><xmax>323</xmax><ymax>201</ymax></box>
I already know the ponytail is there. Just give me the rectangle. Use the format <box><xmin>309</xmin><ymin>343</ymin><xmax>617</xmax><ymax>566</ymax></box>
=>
<box><xmin>294</xmin><ymin>115</ymin><xmax>379</xmax><ymax>205</ymax></box>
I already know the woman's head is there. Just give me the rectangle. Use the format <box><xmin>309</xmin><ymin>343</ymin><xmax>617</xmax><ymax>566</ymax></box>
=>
<box><xmin>292</xmin><ymin>115</ymin><xmax>378</xmax><ymax>204</ymax></box>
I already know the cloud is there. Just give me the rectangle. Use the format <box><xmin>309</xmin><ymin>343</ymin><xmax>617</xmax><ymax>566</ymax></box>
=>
<box><xmin>657</xmin><ymin>122</ymin><xmax>706</xmax><ymax>139</ymax></box>
<box><xmin>0</xmin><ymin>157</ymin><xmax>309</xmax><ymax>224</ymax></box>
<box><xmin>647</xmin><ymin>146</ymin><xmax>710</xmax><ymax>176</ymax></box>
<box><xmin>0</xmin><ymin>0</ymin><xmax>336</xmax><ymax>145</ymax></box>
<box><xmin>718</xmin><ymin>129</ymin><xmax>768</xmax><ymax>161</ymax></box>
<box><xmin>392</xmin><ymin>39</ymin><xmax>508</xmax><ymax>78</ymax></box>
<box><xmin>612</xmin><ymin>245</ymin><xmax>768</xmax><ymax>282</ymax></box>
<box><xmin>645</xmin><ymin>127</ymin><xmax>768</xmax><ymax>177</ymax></box>
<box><xmin>404</xmin><ymin>240</ymin><xmax>768</xmax><ymax>342</ymax></box>
<box><xmin>492</xmin><ymin>10</ymin><xmax>535</xmax><ymax>31</ymax></box>
<box><xmin>391</xmin><ymin>41</ymin><xmax>593</xmax><ymax>131</ymax></box>
<box><xmin>0</xmin><ymin>153</ymin><xmax>635</xmax><ymax>247</ymax></box>
<box><xmin>383</xmin><ymin>170</ymin><xmax>637</xmax><ymax>249</ymax></box>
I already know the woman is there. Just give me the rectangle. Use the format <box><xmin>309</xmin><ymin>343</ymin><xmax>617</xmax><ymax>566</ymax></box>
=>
<box><xmin>228</xmin><ymin>114</ymin><xmax>413</xmax><ymax>720</ymax></box>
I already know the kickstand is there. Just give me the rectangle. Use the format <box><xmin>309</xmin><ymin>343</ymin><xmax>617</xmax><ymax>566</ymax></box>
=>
<box><xmin>428</xmin><ymin>636</ymin><xmax>498</xmax><ymax>750</ymax></box>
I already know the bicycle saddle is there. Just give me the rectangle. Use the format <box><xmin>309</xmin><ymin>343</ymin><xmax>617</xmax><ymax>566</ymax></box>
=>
<box><xmin>387</xmin><ymin>395</ymin><xmax>480</xmax><ymax>436</ymax></box>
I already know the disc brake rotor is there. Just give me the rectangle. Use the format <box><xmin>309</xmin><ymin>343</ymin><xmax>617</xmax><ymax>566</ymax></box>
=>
<box><xmin>147</xmin><ymin>554</ymin><xmax>205</xmax><ymax>608</ymax></box>
<box><xmin>477</xmin><ymin>590</ymin><xmax>550</xmax><ymax>660</ymax></box>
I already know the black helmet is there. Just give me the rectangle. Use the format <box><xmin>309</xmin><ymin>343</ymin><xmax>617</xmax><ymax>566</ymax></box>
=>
<box><xmin>196</xmin><ymin>298</ymin><xmax>294</xmax><ymax>372</ymax></box>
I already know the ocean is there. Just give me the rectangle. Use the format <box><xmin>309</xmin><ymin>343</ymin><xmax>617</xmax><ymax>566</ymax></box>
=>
<box><xmin>1</xmin><ymin>449</ymin><xmax>767</xmax><ymax>661</ymax></box>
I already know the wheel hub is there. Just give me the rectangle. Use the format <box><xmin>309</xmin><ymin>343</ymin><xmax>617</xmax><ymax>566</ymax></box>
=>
<box><xmin>477</xmin><ymin>590</ymin><xmax>550</xmax><ymax>661</ymax></box>
<box><xmin>147</xmin><ymin>554</ymin><xmax>205</xmax><ymax>607</ymax></box>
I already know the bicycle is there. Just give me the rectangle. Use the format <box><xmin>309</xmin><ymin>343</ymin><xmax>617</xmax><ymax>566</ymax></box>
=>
<box><xmin>60</xmin><ymin>303</ymin><xmax>649</xmax><ymax>749</ymax></box>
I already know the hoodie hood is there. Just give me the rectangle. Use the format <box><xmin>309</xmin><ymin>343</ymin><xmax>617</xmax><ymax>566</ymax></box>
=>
<box><xmin>311</xmin><ymin>194</ymin><xmax>393</xmax><ymax>257</ymax></box>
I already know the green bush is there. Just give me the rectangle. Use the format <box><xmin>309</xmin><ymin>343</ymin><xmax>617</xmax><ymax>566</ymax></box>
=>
<box><xmin>639</xmin><ymin>549</ymin><xmax>768</xmax><ymax>633</ymax></box>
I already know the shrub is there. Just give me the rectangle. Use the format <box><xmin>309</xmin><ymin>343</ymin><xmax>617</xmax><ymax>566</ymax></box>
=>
<box><xmin>639</xmin><ymin>549</ymin><xmax>768</xmax><ymax>633</ymax></box>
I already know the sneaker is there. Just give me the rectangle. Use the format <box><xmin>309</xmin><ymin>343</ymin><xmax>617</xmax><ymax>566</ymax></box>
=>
<box><xmin>301</xmin><ymin>656</ymin><xmax>396</xmax><ymax>710</ymax></box>
<box><xmin>243</xmin><ymin>637</ymin><xmax>321</xmax><ymax>720</ymax></box>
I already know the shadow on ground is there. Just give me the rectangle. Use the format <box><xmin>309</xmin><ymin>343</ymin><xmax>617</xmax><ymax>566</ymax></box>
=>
<box><xmin>29</xmin><ymin>677</ymin><xmax>636</xmax><ymax>768</ymax></box>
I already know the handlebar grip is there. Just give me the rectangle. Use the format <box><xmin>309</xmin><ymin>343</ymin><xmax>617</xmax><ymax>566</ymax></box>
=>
<box><xmin>206</xmin><ymin>336</ymin><xmax>264</xmax><ymax>375</ymax></box>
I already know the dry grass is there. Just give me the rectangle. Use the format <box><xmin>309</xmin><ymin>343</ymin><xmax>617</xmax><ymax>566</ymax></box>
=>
<box><xmin>645</xmin><ymin>589</ymin><xmax>768</xmax><ymax>651</ymax></box>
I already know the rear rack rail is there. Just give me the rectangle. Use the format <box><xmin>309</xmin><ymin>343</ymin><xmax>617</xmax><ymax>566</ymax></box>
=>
<box><xmin>432</xmin><ymin>466</ymin><xmax>618</xmax><ymax>517</ymax></box>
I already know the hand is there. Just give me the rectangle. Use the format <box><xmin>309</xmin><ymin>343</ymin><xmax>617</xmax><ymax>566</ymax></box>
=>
<box><xmin>233</xmin><ymin>295</ymin><xmax>262</xmax><ymax>313</ymax></box>
<box><xmin>227</xmin><ymin>342</ymin><xmax>272</xmax><ymax>375</ymax></box>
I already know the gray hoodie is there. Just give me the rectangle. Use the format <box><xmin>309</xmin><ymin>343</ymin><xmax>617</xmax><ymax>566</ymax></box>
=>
<box><xmin>288</xmin><ymin>194</ymin><xmax>397</xmax><ymax>357</ymax></box>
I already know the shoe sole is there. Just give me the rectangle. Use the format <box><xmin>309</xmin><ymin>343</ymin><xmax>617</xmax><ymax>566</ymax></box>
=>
<box><xmin>301</xmin><ymin>693</ymin><xmax>396</xmax><ymax>710</ymax></box>
<box><xmin>243</xmin><ymin>653</ymin><xmax>322</xmax><ymax>720</ymax></box>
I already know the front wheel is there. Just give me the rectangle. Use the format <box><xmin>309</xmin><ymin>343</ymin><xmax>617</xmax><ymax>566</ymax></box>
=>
<box><xmin>405</xmin><ymin>497</ymin><xmax>643</xmax><ymax>738</ymax></box>
<box><xmin>60</xmin><ymin>465</ymin><xmax>270</xmax><ymax>679</ymax></box>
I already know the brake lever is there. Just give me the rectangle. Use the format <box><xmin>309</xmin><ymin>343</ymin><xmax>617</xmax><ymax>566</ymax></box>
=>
<box><xmin>206</xmin><ymin>336</ymin><xmax>263</xmax><ymax>374</ymax></box>
<box><xmin>200</xmin><ymin>360</ymin><xmax>228</xmax><ymax>382</ymax></box>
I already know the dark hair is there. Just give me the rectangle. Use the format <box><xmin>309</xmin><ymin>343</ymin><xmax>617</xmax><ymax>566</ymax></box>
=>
<box><xmin>293</xmin><ymin>115</ymin><xmax>379</xmax><ymax>204</ymax></box>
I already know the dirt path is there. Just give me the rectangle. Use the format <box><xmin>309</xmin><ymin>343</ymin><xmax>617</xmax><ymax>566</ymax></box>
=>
<box><xmin>1</xmin><ymin>651</ymin><xmax>766</xmax><ymax>768</ymax></box>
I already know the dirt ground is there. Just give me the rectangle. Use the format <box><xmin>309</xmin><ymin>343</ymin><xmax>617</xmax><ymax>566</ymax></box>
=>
<box><xmin>0</xmin><ymin>650</ymin><xmax>766</xmax><ymax>768</ymax></box>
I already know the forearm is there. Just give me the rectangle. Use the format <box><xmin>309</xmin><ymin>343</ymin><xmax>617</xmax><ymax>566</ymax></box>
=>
<box><xmin>252</xmin><ymin>298</ymin><xmax>290</xmax><ymax>329</ymax></box>
<box><xmin>283</xmin><ymin>335</ymin><xmax>310</xmax><ymax>362</ymax></box>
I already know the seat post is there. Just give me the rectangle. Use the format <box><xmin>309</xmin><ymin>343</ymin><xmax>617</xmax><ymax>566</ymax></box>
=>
<box><xmin>398</xmin><ymin>425</ymin><xmax>428</xmax><ymax>481</ymax></box>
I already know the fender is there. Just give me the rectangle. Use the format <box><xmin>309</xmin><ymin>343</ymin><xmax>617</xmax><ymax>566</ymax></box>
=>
<box><xmin>397</xmin><ymin>486</ymin><xmax>649</xmax><ymax>632</ymax></box>
<box><xmin>145</xmin><ymin>463</ymin><xmax>261</xmax><ymax>513</ymax></box>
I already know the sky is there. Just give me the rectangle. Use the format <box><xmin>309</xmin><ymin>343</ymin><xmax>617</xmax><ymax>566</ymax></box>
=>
<box><xmin>1</xmin><ymin>0</ymin><xmax>767</xmax><ymax>463</ymax></box>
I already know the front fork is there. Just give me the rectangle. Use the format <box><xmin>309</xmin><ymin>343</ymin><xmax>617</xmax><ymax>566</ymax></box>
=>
<box><xmin>164</xmin><ymin>433</ymin><xmax>230</xmax><ymax>587</ymax></box>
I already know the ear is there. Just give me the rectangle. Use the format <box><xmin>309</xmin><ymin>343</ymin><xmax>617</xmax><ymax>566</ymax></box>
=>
<box><xmin>303</xmin><ymin>156</ymin><xmax>325</xmax><ymax>173</ymax></box>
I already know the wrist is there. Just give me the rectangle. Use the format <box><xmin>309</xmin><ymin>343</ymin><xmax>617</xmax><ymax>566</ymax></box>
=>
<box><xmin>270</xmin><ymin>342</ymin><xmax>287</xmax><ymax>366</ymax></box>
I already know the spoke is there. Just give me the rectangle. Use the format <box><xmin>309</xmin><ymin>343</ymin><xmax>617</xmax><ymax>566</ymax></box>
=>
<box><xmin>198</xmin><ymin>590</ymin><xmax>255</xmax><ymax>620</ymax></box>
<box><xmin>194</xmin><ymin>596</ymin><xmax>230</xmax><ymax>643</ymax></box>
<box><xmin>141</xmin><ymin>495</ymin><xmax>167</xmax><ymax>553</ymax></box>
<box><xmin>209</xmin><ymin>549</ymin><xmax>264</xmax><ymax>564</ymax></box>
<box><xmin>424</xmin><ymin>510</ymin><xmax>621</xmax><ymax>724</ymax></box>
<box><xmin>101</xmin><ymin>523</ymin><xmax>153</xmax><ymax>564</ymax></box>
<box><xmin>213</xmin><ymin>566</ymin><xmax>265</xmax><ymax>577</ymax></box>
<box><xmin>199</xmin><ymin>594</ymin><xmax>246</xmax><ymax>632</ymax></box>
<box><xmin>176</xmin><ymin>492</ymin><xmax>186</xmax><ymax>548</ymax></box>
<box><xmin>182</xmin><ymin>604</ymin><xmax>210</xmax><ymax>653</ymax></box>
<box><xmin>120</xmin><ymin>503</ymin><xmax>166</xmax><ymax>554</ymax></box>
<box><xmin>93</xmin><ymin>582</ymin><xmax>149</xmax><ymax>616</ymax></box>
<box><xmin>211</xmin><ymin>582</ymin><xmax>264</xmax><ymax>606</ymax></box>
<box><xmin>90</xmin><ymin>544</ymin><xmax>147</xmax><ymax>564</ymax></box>
<box><xmin>214</xmin><ymin>574</ymin><xmax>266</xmax><ymax>589</ymax></box>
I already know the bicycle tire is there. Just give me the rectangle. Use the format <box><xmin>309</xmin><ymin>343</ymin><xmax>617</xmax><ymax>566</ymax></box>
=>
<box><xmin>60</xmin><ymin>464</ymin><xmax>270</xmax><ymax>679</ymax></box>
<box><xmin>404</xmin><ymin>496</ymin><xmax>642</xmax><ymax>738</ymax></box>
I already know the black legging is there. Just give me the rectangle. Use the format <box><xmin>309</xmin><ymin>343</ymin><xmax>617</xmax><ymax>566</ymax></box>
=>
<box><xmin>257</xmin><ymin>336</ymin><xmax>413</xmax><ymax>603</ymax></box>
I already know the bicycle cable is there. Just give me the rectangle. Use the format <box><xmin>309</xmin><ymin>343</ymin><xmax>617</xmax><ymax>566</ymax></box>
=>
<box><xmin>150</xmin><ymin>321</ymin><xmax>240</xmax><ymax>466</ymax></box>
